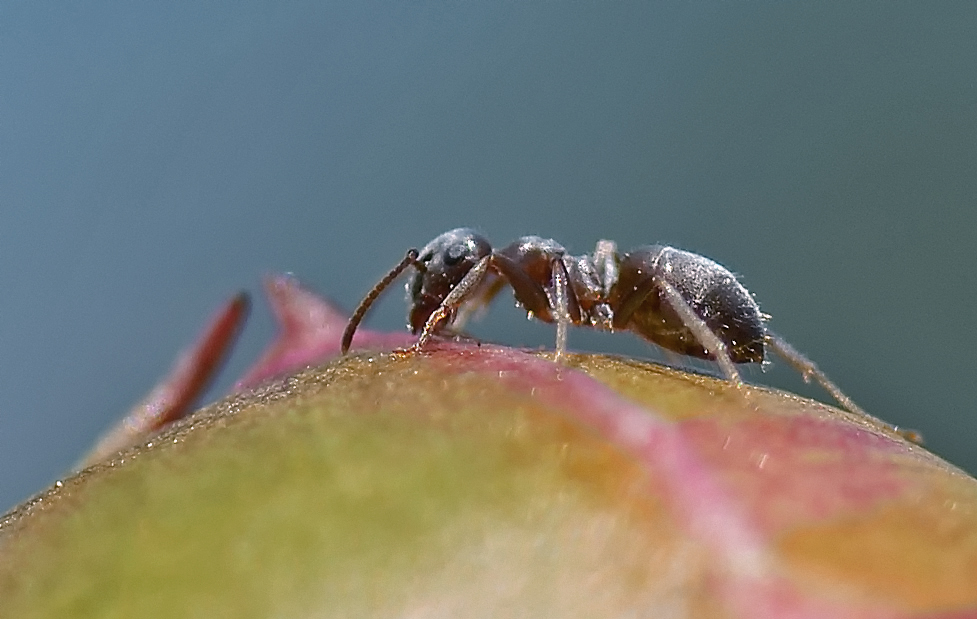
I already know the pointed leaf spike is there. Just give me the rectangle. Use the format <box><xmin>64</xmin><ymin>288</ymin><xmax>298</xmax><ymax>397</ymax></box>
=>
<box><xmin>79</xmin><ymin>292</ymin><xmax>250</xmax><ymax>468</ymax></box>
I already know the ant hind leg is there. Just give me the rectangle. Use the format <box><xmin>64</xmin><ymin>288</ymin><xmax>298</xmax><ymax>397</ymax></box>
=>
<box><xmin>765</xmin><ymin>332</ymin><xmax>923</xmax><ymax>444</ymax></box>
<box><xmin>764</xmin><ymin>332</ymin><xmax>864</xmax><ymax>415</ymax></box>
<box><xmin>657</xmin><ymin>280</ymin><xmax>745</xmax><ymax>390</ymax></box>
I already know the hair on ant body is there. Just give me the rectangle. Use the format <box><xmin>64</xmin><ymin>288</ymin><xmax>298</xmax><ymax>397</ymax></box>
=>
<box><xmin>341</xmin><ymin>228</ymin><xmax>918</xmax><ymax>441</ymax></box>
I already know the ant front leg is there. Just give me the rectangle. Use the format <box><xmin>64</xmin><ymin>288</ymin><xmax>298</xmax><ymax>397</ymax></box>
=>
<box><xmin>452</xmin><ymin>275</ymin><xmax>505</xmax><ymax>331</ymax></box>
<box><xmin>412</xmin><ymin>255</ymin><xmax>492</xmax><ymax>351</ymax></box>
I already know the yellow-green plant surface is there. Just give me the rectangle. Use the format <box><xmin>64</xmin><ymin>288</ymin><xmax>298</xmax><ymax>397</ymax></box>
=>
<box><xmin>1</xmin><ymin>348</ymin><xmax>975</xmax><ymax>619</ymax></box>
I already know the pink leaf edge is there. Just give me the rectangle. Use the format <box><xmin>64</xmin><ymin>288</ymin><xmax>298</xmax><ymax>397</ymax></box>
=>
<box><xmin>236</xmin><ymin>273</ymin><xmax>415</xmax><ymax>388</ymax></box>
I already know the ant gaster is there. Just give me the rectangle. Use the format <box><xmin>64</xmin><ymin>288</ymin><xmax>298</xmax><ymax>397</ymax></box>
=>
<box><xmin>341</xmin><ymin>228</ymin><xmax>910</xmax><ymax>438</ymax></box>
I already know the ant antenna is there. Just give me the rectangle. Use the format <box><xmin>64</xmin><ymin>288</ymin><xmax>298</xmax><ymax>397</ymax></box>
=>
<box><xmin>341</xmin><ymin>248</ymin><xmax>420</xmax><ymax>354</ymax></box>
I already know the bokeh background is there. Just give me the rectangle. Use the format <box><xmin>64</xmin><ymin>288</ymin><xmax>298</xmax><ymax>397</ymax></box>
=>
<box><xmin>2</xmin><ymin>1</ymin><xmax>975</xmax><ymax>512</ymax></box>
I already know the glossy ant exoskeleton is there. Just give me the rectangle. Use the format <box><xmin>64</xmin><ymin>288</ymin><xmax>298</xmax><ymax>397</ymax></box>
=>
<box><xmin>341</xmin><ymin>228</ymin><xmax>916</xmax><ymax>439</ymax></box>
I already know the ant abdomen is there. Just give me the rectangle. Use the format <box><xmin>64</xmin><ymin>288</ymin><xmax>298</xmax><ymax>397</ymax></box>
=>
<box><xmin>611</xmin><ymin>246</ymin><xmax>766</xmax><ymax>364</ymax></box>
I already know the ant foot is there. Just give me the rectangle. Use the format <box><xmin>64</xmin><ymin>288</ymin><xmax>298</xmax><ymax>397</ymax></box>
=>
<box><xmin>892</xmin><ymin>426</ymin><xmax>924</xmax><ymax>445</ymax></box>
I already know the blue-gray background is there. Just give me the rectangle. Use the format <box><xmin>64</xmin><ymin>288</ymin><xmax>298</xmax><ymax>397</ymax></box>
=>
<box><xmin>2</xmin><ymin>2</ymin><xmax>975</xmax><ymax>512</ymax></box>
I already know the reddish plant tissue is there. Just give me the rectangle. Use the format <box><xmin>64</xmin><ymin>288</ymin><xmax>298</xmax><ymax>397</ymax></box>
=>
<box><xmin>10</xmin><ymin>275</ymin><xmax>977</xmax><ymax>618</ymax></box>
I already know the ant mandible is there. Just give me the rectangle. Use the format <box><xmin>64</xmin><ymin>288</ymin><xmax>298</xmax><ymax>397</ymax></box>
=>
<box><xmin>340</xmin><ymin>227</ymin><xmax>889</xmax><ymax>430</ymax></box>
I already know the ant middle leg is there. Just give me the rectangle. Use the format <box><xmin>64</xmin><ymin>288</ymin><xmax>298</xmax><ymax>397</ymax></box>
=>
<box><xmin>592</xmin><ymin>240</ymin><xmax>618</xmax><ymax>296</ymax></box>
<box><xmin>492</xmin><ymin>252</ymin><xmax>581</xmax><ymax>363</ymax></box>
<box><xmin>551</xmin><ymin>259</ymin><xmax>572</xmax><ymax>362</ymax></box>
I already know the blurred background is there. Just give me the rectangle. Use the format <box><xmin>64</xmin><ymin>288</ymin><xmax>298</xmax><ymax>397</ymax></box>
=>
<box><xmin>2</xmin><ymin>1</ymin><xmax>975</xmax><ymax>512</ymax></box>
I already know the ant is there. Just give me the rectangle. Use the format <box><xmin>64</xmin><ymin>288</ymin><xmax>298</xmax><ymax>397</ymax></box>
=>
<box><xmin>341</xmin><ymin>228</ymin><xmax>919</xmax><ymax>441</ymax></box>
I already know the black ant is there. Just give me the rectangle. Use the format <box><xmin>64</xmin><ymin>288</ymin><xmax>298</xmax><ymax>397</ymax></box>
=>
<box><xmin>341</xmin><ymin>228</ymin><xmax>918</xmax><ymax>441</ymax></box>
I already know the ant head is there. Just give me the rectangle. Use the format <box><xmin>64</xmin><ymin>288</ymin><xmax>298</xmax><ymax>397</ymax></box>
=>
<box><xmin>407</xmin><ymin>228</ymin><xmax>491</xmax><ymax>333</ymax></box>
